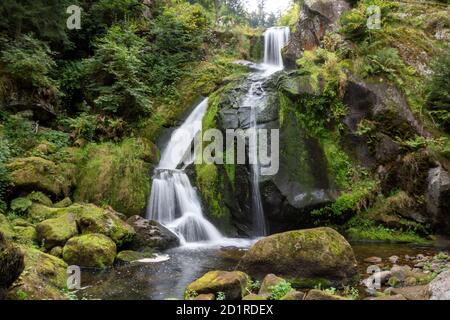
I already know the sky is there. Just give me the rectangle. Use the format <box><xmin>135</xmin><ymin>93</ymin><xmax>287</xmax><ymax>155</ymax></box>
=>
<box><xmin>244</xmin><ymin>0</ymin><xmax>293</xmax><ymax>15</ymax></box>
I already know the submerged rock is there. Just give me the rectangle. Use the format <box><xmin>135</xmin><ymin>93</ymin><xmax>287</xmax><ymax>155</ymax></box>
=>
<box><xmin>238</xmin><ymin>227</ymin><xmax>358</xmax><ymax>287</ymax></box>
<box><xmin>62</xmin><ymin>234</ymin><xmax>117</xmax><ymax>268</ymax></box>
<box><xmin>185</xmin><ymin>270</ymin><xmax>251</xmax><ymax>300</ymax></box>
<box><xmin>126</xmin><ymin>215</ymin><xmax>179</xmax><ymax>251</ymax></box>
<box><xmin>0</xmin><ymin>232</ymin><xmax>24</xmax><ymax>299</ymax></box>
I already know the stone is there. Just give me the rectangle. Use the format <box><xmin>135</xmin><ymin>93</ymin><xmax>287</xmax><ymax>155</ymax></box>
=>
<box><xmin>62</xmin><ymin>234</ymin><xmax>117</xmax><ymax>268</ymax></box>
<box><xmin>7</xmin><ymin>246</ymin><xmax>67</xmax><ymax>300</ymax></box>
<box><xmin>389</xmin><ymin>255</ymin><xmax>399</xmax><ymax>264</ymax></box>
<box><xmin>0</xmin><ymin>214</ymin><xmax>15</xmax><ymax>239</ymax></box>
<box><xmin>361</xmin><ymin>271</ymin><xmax>392</xmax><ymax>288</ymax></box>
<box><xmin>242</xmin><ymin>293</ymin><xmax>268</xmax><ymax>300</ymax></box>
<box><xmin>53</xmin><ymin>197</ymin><xmax>72</xmax><ymax>208</ymax></box>
<box><xmin>426</xmin><ymin>165</ymin><xmax>450</xmax><ymax>232</ymax></box>
<box><xmin>36</xmin><ymin>213</ymin><xmax>78</xmax><ymax>250</ymax></box>
<box><xmin>6</xmin><ymin>157</ymin><xmax>75</xmax><ymax>197</ymax></box>
<box><xmin>13</xmin><ymin>226</ymin><xmax>37</xmax><ymax>244</ymax></box>
<box><xmin>126</xmin><ymin>215</ymin><xmax>179</xmax><ymax>251</ymax></box>
<box><xmin>115</xmin><ymin>250</ymin><xmax>154</xmax><ymax>264</ymax></box>
<box><xmin>258</xmin><ymin>274</ymin><xmax>285</xmax><ymax>295</ymax></box>
<box><xmin>304</xmin><ymin>289</ymin><xmax>348</xmax><ymax>300</ymax></box>
<box><xmin>0</xmin><ymin>232</ymin><xmax>25</xmax><ymax>299</ymax></box>
<box><xmin>364</xmin><ymin>256</ymin><xmax>382</xmax><ymax>264</ymax></box>
<box><xmin>369</xmin><ymin>294</ymin><xmax>407</xmax><ymax>300</ymax></box>
<box><xmin>391</xmin><ymin>285</ymin><xmax>430</xmax><ymax>300</ymax></box>
<box><xmin>429</xmin><ymin>270</ymin><xmax>450</xmax><ymax>300</ymax></box>
<box><xmin>185</xmin><ymin>271</ymin><xmax>251</xmax><ymax>300</ymax></box>
<box><xmin>280</xmin><ymin>290</ymin><xmax>305</xmax><ymax>300</ymax></box>
<box><xmin>49</xmin><ymin>246</ymin><xmax>63</xmax><ymax>258</ymax></box>
<box><xmin>238</xmin><ymin>227</ymin><xmax>358</xmax><ymax>287</ymax></box>
<box><xmin>194</xmin><ymin>293</ymin><xmax>215</xmax><ymax>300</ymax></box>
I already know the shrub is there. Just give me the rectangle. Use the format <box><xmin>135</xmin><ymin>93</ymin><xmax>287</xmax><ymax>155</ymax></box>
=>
<box><xmin>269</xmin><ymin>280</ymin><xmax>293</xmax><ymax>300</ymax></box>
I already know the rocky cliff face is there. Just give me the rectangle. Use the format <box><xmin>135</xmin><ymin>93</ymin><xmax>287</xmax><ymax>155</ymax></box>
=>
<box><xmin>283</xmin><ymin>0</ymin><xmax>350</xmax><ymax>68</ymax></box>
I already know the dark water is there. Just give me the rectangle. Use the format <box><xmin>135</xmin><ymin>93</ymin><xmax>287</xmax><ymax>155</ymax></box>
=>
<box><xmin>76</xmin><ymin>241</ymin><xmax>449</xmax><ymax>300</ymax></box>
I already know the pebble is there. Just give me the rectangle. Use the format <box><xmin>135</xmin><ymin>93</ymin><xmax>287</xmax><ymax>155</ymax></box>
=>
<box><xmin>364</xmin><ymin>256</ymin><xmax>382</xmax><ymax>264</ymax></box>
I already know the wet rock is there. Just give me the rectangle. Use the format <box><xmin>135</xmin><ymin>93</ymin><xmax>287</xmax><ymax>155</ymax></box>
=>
<box><xmin>361</xmin><ymin>271</ymin><xmax>392</xmax><ymax>288</ymax></box>
<box><xmin>304</xmin><ymin>289</ymin><xmax>348</xmax><ymax>300</ymax></box>
<box><xmin>389</xmin><ymin>255</ymin><xmax>399</xmax><ymax>264</ymax></box>
<box><xmin>194</xmin><ymin>293</ymin><xmax>215</xmax><ymax>300</ymax></box>
<box><xmin>259</xmin><ymin>274</ymin><xmax>285</xmax><ymax>295</ymax></box>
<box><xmin>391</xmin><ymin>285</ymin><xmax>430</xmax><ymax>300</ymax></box>
<box><xmin>62</xmin><ymin>234</ymin><xmax>117</xmax><ymax>268</ymax></box>
<box><xmin>126</xmin><ymin>215</ymin><xmax>179</xmax><ymax>251</ymax></box>
<box><xmin>36</xmin><ymin>213</ymin><xmax>78</xmax><ymax>250</ymax></box>
<box><xmin>0</xmin><ymin>232</ymin><xmax>25</xmax><ymax>299</ymax></box>
<box><xmin>364</xmin><ymin>256</ymin><xmax>382</xmax><ymax>264</ymax></box>
<box><xmin>115</xmin><ymin>250</ymin><xmax>154</xmax><ymax>264</ymax></box>
<box><xmin>243</xmin><ymin>293</ymin><xmax>268</xmax><ymax>300</ymax></box>
<box><xmin>185</xmin><ymin>270</ymin><xmax>251</xmax><ymax>300</ymax></box>
<box><xmin>429</xmin><ymin>270</ymin><xmax>450</xmax><ymax>300</ymax></box>
<box><xmin>238</xmin><ymin>227</ymin><xmax>358</xmax><ymax>287</ymax></box>
<box><xmin>426</xmin><ymin>165</ymin><xmax>450</xmax><ymax>232</ymax></box>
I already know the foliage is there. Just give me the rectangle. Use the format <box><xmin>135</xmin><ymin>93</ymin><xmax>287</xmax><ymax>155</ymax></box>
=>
<box><xmin>269</xmin><ymin>280</ymin><xmax>293</xmax><ymax>300</ymax></box>
<box><xmin>10</xmin><ymin>197</ymin><xmax>32</xmax><ymax>214</ymax></box>
<box><xmin>426</xmin><ymin>49</ymin><xmax>450</xmax><ymax>132</ymax></box>
<box><xmin>277</xmin><ymin>2</ymin><xmax>299</xmax><ymax>29</ymax></box>
<box><xmin>184</xmin><ymin>289</ymin><xmax>198</xmax><ymax>300</ymax></box>
<box><xmin>1</xmin><ymin>35</ymin><xmax>56</xmax><ymax>90</ymax></box>
<box><xmin>216</xmin><ymin>291</ymin><xmax>226</xmax><ymax>300</ymax></box>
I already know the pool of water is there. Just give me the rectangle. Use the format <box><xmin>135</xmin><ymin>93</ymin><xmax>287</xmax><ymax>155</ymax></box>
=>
<box><xmin>76</xmin><ymin>240</ymin><xmax>449</xmax><ymax>300</ymax></box>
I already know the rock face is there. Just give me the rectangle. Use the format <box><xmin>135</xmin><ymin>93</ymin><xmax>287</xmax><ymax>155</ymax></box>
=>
<box><xmin>185</xmin><ymin>270</ymin><xmax>251</xmax><ymax>300</ymax></box>
<box><xmin>7</xmin><ymin>246</ymin><xmax>67</xmax><ymax>300</ymax></box>
<box><xmin>238</xmin><ymin>227</ymin><xmax>358</xmax><ymax>287</ymax></box>
<box><xmin>283</xmin><ymin>0</ymin><xmax>350</xmax><ymax>67</ymax></box>
<box><xmin>126</xmin><ymin>215</ymin><xmax>179</xmax><ymax>250</ymax></box>
<box><xmin>36</xmin><ymin>213</ymin><xmax>78</xmax><ymax>250</ymax></box>
<box><xmin>6</xmin><ymin>157</ymin><xmax>75</xmax><ymax>197</ymax></box>
<box><xmin>62</xmin><ymin>234</ymin><xmax>117</xmax><ymax>268</ymax></box>
<box><xmin>426</xmin><ymin>166</ymin><xmax>450</xmax><ymax>232</ymax></box>
<box><xmin>0</xmin><ymin>232</ymin><xmax>25</xmax><ymax>299</ymax></box>
<box><xmin>429</xmin><ymin>270</ymin><xmax>450</xmax><ymax>300</ymax></box>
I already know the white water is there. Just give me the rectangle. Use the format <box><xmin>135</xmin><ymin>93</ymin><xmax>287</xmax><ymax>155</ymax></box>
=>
<box><xmin>147</xmin><ymin>98</ymin><xmax>223</xmax><ymax>244</ymax></box>
<box><xmin>245</xmin><ymin>26</ymin><xmax>290</xmax><ymax>236</ymax></box>
<box><xmin>147</xmin><ymin>27</ymin><xmax>289</xmax><ymax>245</ymax></box>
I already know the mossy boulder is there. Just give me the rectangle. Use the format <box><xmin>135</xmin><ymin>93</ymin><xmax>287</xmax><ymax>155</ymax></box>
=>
<box><xmin>238</xmin><ymin>227</ymin><xmax>358</xmax><ymax>287</ymax></box>
<box><xmin>27</xmin><ymin>191</ymin><xmax>53</xmax><ymax>206</ymax></box>
<box><xmin>304</xmin><ymin>289</ymin><xmax>348</xmax><ymax>300</ymax></box>
<box><xmin>10</xmin><ymin>197</ymin><xmax>32</xmax><ymax>214</ymax></box>
<box><xmin>258</xmin><ymin>274</ymin><xmax>285</xmax><ymax>295</ymax></box>
<box><xmin>28</xmin><ymin>203</ymin><xmax>135</xmax><ymax>247</ymax></box>
<box><xmin>36</xmin><ymin>213</ymin><xmax>78</xmax><ymax>250</ymax></box>
<box><xmin>242</xmin><ymin>293</ymin><xmax>268</xmax><ymax>300</ymax></box>
<box><xmin>53</xmin><ymin>197</ymin><xmax>72</xmax><ymax>208</ymax></box>
<box><xmin>280</xmin><ymin>290</ymin><xmax>305</xmax><ymax>300</ymax></box>
<box><xmin>0</xmin><ymin>232</ymin><xmax>25</xmax><ymax>299</ymax></box>
<box><xmin>0</xmin><ymin>214</ymin><xmax>15</xmax><ymax>239</ymax></box>
<box><xmin>13</xmin><ymin>226</ymin><xmax>37</xmax><ymax>244</ymax></box>
<box><xmin>62</xmin><ymin>234</ymin><xmax>116</xmax><ymax>268</ymax></box>
<box><xmin>185</xmin><ymin>270</ymin><xmax>251</xmax><ymax>300</ymax></box>
<box><xmin>7</xmin><ymin>246</ymin><xmax>67</xmax><ymax>300</ymax></box>
<box><xmin>6</xmin><ymin>157</ymin><xmax>75</xmax><ymax>197</ymax></box>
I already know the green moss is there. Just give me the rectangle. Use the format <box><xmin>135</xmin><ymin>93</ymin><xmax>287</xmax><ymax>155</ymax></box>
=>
<box><xmin>36</xmin><ymin>212</ymin><xmax>78</xmax><ymax>250</ymax></box>
<box><xmin>74</xmin><ymin>138</ymin><xmax>152</xmax><ymax>216</ymax></box>
<box><xmin>0</xmin><ymin>213</ymin><xmax>15</xmax><ymax>238</ymax></box>
<box><xmin>10</xmin><ymin>197</ymin><xmax>32</xmax><ymax>214</ymax></box>
<box><xmin>26</xmin><ymin>191</ymin><xmax>52</xmax><ymax>206</ymax></box>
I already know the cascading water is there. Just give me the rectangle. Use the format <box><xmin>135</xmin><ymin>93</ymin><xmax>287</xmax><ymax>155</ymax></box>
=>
<box><xmin>245</xmin><ymin>26</ymin><xmax>290</xmax><ymax>236</ymax></box>
<box><xmin>263</xmin><ymin>27</ymin><xmax>290</xmax><ymax>68</ymax></box>
<box><xmin>147</xmin><ymin>98</ymin><xmax>222</xmax><ymax>244</ymax></box>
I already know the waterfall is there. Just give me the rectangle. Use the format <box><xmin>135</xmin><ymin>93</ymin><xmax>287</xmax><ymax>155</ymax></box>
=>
<box><xmin>263</xmin><ymin>27</ymin><xmax>290</xmax><ymax>68</ymax></box>
<box><xmin>147</xmin><ymin>98</ymin><xmax>223</xmax><ymax>244</ymax></box>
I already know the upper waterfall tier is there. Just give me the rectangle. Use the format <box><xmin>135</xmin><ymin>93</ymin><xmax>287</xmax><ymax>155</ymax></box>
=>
<box><xmin>263</xmin><ymin>26</ymin><xmax>290</xmax><ymax>69</ymax></box>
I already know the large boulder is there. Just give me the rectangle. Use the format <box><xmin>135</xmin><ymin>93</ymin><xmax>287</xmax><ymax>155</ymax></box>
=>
<box><xmin>7</xmin><ymin>246</ymin><xmax>67</xmax><ymax>300</ymax></box>
<box><xmin>0</xmin><ymin>232</ymin><xmax>25</xmax><ymax>299</ymax></box>
<box><xmin>429</xmin><ymin>270</ymin><xmax>450</xmax><ymax>300</ymax></box>
<box><xmin>126</xmin><ymin>215</ymin><xmax>179</xmax><ymax>250</ymax></box>
<box><xmin>283</xmin><ymin>0</ymin><xmax>350</xmax><ymax>67</ymax></box>
<box><xmin>426</xmin><ymin>166</ymin><xmax>450</xmax><ymax>233</ymax></box>
<box><xmin>28</xmin><ymin>203</ymin><xmax>135</xmax><ymax>247</ymax></box>
<box><xmin>185</xmin><ymin>270</ymin><xmax>251</xmax><ymax>300</ymax></box>
<box><xmin>62</xmin><ymin>234</ymin><xmax>117</xmax><ymax>268</ymax></box>
<box><xmin>6</xmin><ymin>157</ymin><xmax>75</xmax><ymax>197</ymax></box>
<box><xmin>0</xmin><ymin>214</ymin><xmax>15</xmax><ymax>239</ymax></box>
<box><xmin>36</xmin><ymin>213</ymin><xmax>78</xmax><ymax>250</ymax></box>
<box><xmin>238</xmin><ymin>227</ymin><xmax>358</xmax><ymax>287</ymax></box>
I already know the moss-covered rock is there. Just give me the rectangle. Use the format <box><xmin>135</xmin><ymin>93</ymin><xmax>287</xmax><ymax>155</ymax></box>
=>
<box><xmin>185</xmin><ymin>270</ymin><xmax>251</xmax><ymax>300</ymax></box>
<box><xmin>62</xmin><ymin>234</ymin><xmax>116</xmax><ymax>268</ymax></box>
<box><xmin>53</xmin><ymin>197</ymin><xmax>72</xmax><ymax>208</ymax></box>
<box><xmin>0</xmin><ymin>232</ymin><xmax>24</xmax><ymax>299</ymax></box>
<box><xmin>10</xmin><ymin>197</ymin><xmax>32</xmax><ymax>214</ymax></box>
<box><xmin>0</xmin><ymin>214</ymin><xmax>15</xmax><ymax>239</ymax></box>
<box><xmin>36</xmin><ymin>213</ymin><xmax>78</xmax><ymax>250</ymax></box>
<box><xmin>115</xmin><ymin>250</ymin><xmax>154</xmax><ymax>264</ymax></box>
<box><xmin>7</xmin><ymin>246</ymin><xmax>67</xmax><ymax>300</ymax></box>
<box><xmin>304</xmin><ymin>289</ymin><xmax>348</xmax><ymax>300</ymax></box>
<box><xmin>6</xmin><ymin>157</ymin><xmax>75</xmax><ymax>197</ymax></box>
<box><xmin>13</xmin><ymin>226</ymin><xmax>37</xmax><ymax>244</ymax></box>
<box><xmin>258</xmin><ymin>274</ymin><xmax>285</xmax><ymax>295</ymax></box>
<box><xmin>26</xmin><ymin>191</ymin><xmax>53</xmax><ymax>206</ymax></box>
<box><xmin>28</xmin><ymin>203</ymin><xmax>135</xmax><ymax>247</ymax></box>
<box><xmin>280</xmin><ymin>290</ymin><xmax>305</xmax><ymax>300</ymax></box>
<box><xmin>238</xmin><ymin>227</ymin><xmax>358</xmax><ymax>287</ymax></box>
<box><xmin>242</xmin><ymin>293</ymin><xmax>268</xmax><ymax>300</ymax></box>
<box><xmin>49</xmin><ymin>246</ymin><xmax>63</xmax><ymax>258</ymax></box>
